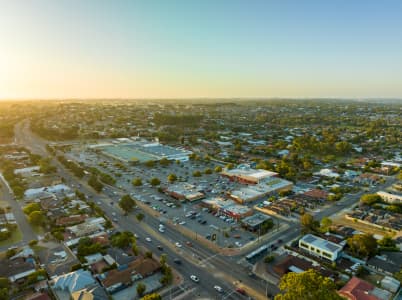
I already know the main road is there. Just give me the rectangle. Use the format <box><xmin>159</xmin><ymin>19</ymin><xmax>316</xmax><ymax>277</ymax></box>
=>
<box><xmin>15</xmin><ymin>119</ymin><xmax>394</xmax><ymax>299</ymax></box>
<box><xmin>15</xmin><ymin>120</ymin><xmax>264</xmax><ymax>299</ymax></box>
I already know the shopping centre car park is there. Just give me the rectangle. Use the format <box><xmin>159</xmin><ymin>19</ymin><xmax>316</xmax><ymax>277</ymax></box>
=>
<box><xmin>67</xmin><ymin>143</ymin><xmax>283</xmax><ymax>248</ymax></box>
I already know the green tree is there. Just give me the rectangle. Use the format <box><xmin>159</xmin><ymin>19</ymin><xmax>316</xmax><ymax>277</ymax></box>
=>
<box><xmin>77</xmin><ymin>237</ymin><xmax>103</xmax><ymax>257</ymax></box>
<box><xmin>204</xmin><ymin>168</ymin><xmax>212</xmax><ymax>174</ymax></box>
<box><xmin>347</xmin><ymin>234</ymin><xmax>377</xmax><ymax>258</ymax></box>
<box><xmin>0</xmin><ymin>278</ymin><xmax>9</xmax><ymax>289</ymax></box>
<box><xmin>88</xmin><ymin>175</ymin><xmax>103</xmax><ymax>192</ymax></box>
<box><xmin>159</xmin><ymin>158</ymin><xmax>170</xmax><ymax>167</ymax></box>
<box><xmin>111</xmin><ymin>231</ymin><xmax>134</xmax><ymax>248</ymax></box>
<box><xmin>378</xmin><ymin>235</ymin><xmax>396</xmax><ymax>248</ymax></box>
<box><xmin>141</xmin><ymin>293</ymin><xmax>161</xmax><ymax>300</ymax></box>
<box><xmin>136</xmin><ymin>213</ymin><xmax>144</xmax><ymax>222</ymax></box>
<box><xmin>23</xmin><ymin>203</ymin><xmax>41</xmax><ymax>215</ymax></box>
<box><xmin>167</xmin><ymin>173</ymin><xmax>177</xmax><ymax>183</ymax></box>
<box><xmin>29</xmin><ymin>211</ymin><xmax>46</xmax><ymax>226</ymax></box>
<box><xmin>137</xmin><ymin>282</ymin><xmax>146</xmax><ymax>297</ymax></box>
<box><xmin>275</xmin><ymin>269</ymin><xmax>343</xmax><ymax>300</ymax></box>
<box><xmin>0</xmin><ymin>288</ymin><xmax>8</xmax><ymax>300</ymax></box>
<box><xmin>160</xmin><ymin>254</ymin><xmax>167</xmax><ymax>265</ymax></box>
<box><xmin>214</xmin><ymin>165</ymin><xmax>222</xmax><ymax>173</ymax></box>
<box><xmin>119</xmin><ymin>194</ymin><xmax>136</xmax><ymax>213</ymax></box>
<box><xmin>225</xmin><ymin>163</ymin><xmax>234</xmax><ymax>170</ymax></box>
<box><xmin>360</xmin><ymin>194</ymin><xmax>382</xmax><ymax>206</ymax></box>
<box><xmin>320</xmin><ymin>217</ymin><xmax>332</xmax><ymax>232</ymax></box>
<box><xmin>145</xmin><ymin>160</ymin><xmax>155</xmax><ymax>168</ymax></box>
<box><xmin>132</xmin><ymin>178</ymin><xmax>142</xmax><ymax>186</ymax></box>
<box><xmin>150</xmin><ymin>177</ymin><xmax>161</xmax><ymax>186</ymax></box>
<box><xmin>192</xmin><ymin>170</ymin><xmax>202</xmax><ymax>177</ymax></box>
<box><xmin>300</xmin><ymin>213</ymin><xmax>317</xmax><ymax>233</ymax></box>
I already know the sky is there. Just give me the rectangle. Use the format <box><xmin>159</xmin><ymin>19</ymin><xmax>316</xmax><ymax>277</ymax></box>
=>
<box><xmin>1</xmin><ymin>0</ymin><xmax>402</xmax><ymax>100</ymax></box>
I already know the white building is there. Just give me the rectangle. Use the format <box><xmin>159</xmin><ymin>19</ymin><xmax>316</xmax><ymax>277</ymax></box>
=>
<box><xmin>377</xmin><ymin>191</ymin><xmax>402</xmax><ymax>204</ymax></box>
<box><xmin>299</xmin><ymin>234</ymin><xmax>343</xmax><ymax>261</ymax></box>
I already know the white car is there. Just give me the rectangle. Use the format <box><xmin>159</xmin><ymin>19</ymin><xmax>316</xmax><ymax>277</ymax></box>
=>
<box><xmin>145</xmin><ymin>237</ymin><xmax>152</xmax><ymax>242</ymax></box>
<box><xmin>214</xmin><ymin>285</ymin><xmax>223</xmax><ymax>293</ymax></box>
<box><xmin>190</xmin><ymin>275</ymin><xmax>199</xmax><ymax>283</ymax></box>
<box><xmin>178</xmin><ymin>221</ymin><xmax>186</xmax><ymax>225</ymax></box>
<box><xmin>159</xmin><ymin>227</ymin><xmax>165</xmax><ymax>233</ymax></box>
<box><xmin>235</xmin><ymin>241</ymin><xmax>242</xmax><ymax>247</ymax></box>
<box><xmin>175</xmin><ymin>242</ymin><xmax>182</xmax><ymax>248</ymax></box>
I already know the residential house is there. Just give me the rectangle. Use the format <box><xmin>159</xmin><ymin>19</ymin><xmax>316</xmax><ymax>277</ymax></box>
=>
<box><xmin>338</xmin><ymin>277</ymin><xmax>391</xmax><ymax>300</ymax></box>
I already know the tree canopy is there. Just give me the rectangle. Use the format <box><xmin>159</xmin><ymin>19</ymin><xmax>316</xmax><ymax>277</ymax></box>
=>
<box><xmin>347</xmin><ymin>234</ymin><xmax>377</xmax><ymax>258</ymax></box>
<box><xmin>360</xmin><ymin>194</ymin><xmax>382</xmax><ymax>206</ymax></box>
<box><xmin>275</xmin><ymin>269</ymin><xmax>343</xmax><ymax>300</ymax></box>
<box><xmin>119</xmin><ymin>194</ymin><xmax>136</xmax><ymax>212</ymax></box>
<box><xmin>141</xmin><ymin>293</ymin><xmax>161</xmax><ymax>300</ymax></box>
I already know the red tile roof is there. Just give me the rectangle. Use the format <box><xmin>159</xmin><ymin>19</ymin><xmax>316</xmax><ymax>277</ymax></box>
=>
<box><xmin>338</xmin><ymin>277</ymin><xmax>379</xmax><ymax>300</ymax></box>
<box><xmin>56</xmin><ymin>214</ymin><xmax>88</xmax><ymax>226</ymax></box>
<box><xmin>303</xmin><ymin>189</ymin><xmax>329</xmax><ymax>199</ymax></box>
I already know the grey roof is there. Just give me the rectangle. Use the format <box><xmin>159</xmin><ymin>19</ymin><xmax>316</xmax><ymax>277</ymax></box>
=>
<box><xmin>300</xmin><ymin>234</ymin><xmax>343</xmax><ymax>253</ymax></box>
<box><xmin>52</xmin><ymin>269</ymin><xmax>96</xmax><ymax>293</ymax></box>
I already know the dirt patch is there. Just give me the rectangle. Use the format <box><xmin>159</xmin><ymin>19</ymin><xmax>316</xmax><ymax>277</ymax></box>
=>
<box><xmin>332</xmin><ymin>213</ymin><xmax>398</xmax><ymax>238</ymax></box>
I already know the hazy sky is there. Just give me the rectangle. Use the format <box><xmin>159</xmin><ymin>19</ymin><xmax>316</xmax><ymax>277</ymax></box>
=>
<box><xmin>1</xmin><ymin>0</ymin><xmax>402</xmax><ymax>99</ymax></box>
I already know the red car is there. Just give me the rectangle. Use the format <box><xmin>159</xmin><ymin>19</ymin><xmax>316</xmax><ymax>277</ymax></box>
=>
<box><xmin>236</xmin><ymin>288</ymin><xmax>247</xmax><ymax>295</ymax></box>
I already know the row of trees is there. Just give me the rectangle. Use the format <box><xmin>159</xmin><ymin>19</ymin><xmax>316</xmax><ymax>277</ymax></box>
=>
<box><xmin>57</xmin><ymin>155</ymin><xmax>85</xmax><ymax>178</ymax></box>
<box><xmin>88</xmin><ymin>175</ymin><xmax>104</xmax><ymax>192</ymax></box>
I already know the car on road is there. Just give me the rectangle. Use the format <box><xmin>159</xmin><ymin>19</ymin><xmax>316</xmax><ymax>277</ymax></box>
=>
<box><xmin>190</xmin><ymin>275</ymin><xmax>199</xmax><ymax>283</ymax></box>
<box><xmin>178</xmin><ymin>221</ymin><xmax>186</xmax><ymax>225</ymax></box>
<box><xmin>214</xmin><ymin>285</ymin><xmax>223</xmax><ymax>293</ymax></box>
<box><xmin>159</xmin><ymin>227</ymin><xmax>165</xmax><ymax>233</ymax></box>
<box><xmin>157</xmin><ymin>245</ymin><xmax>163</xmax><ymax>251</ymax></box>
<box><xmin>236</xmin><ymin>288</ymin><xmax>247</xmax><ymax>295</ymax></box>
<box><xmin>175</xmin><ymin>242</ymin><xmax>182</xmax><ymax>248</ymax></box>
<box><xmin>174</xmin><ymin>258</ymin><xmax>182</xmax><ymax>264</ymax></box>
<box><xmin>145</xmin><ymin>237</ymin><xmax>152</xmax><ymax>242</ymax></box>
<box><xmin>235</xmin><ymin>241</ymin><xmax>242</xmax><ymax>247</ymax></box>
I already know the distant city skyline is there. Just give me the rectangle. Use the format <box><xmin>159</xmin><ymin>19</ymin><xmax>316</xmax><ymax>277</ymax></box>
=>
<box><xmin>1</xmin><ymin>0</ymin><xmax>402</xmax><ymax>100</ymax></box>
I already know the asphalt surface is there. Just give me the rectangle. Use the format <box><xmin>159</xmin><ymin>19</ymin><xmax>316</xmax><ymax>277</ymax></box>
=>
<box><xmin>0</xmin><ymin>173</ymin><xmax>37</xmax><ymax>252</ymax></box>
<box><xmin>12</xmin><ymin>119</ymin><xmax>398</xmax><ymax>299</ymax></box>
<box><xmin>14</xmin><ymin>120</ymin><xmax>258</xmax><ymax>299</ymax></box>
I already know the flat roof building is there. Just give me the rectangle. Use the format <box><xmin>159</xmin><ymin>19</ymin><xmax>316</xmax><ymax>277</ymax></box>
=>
<box><xmin>241</xmin><ymin>213</ymin><xmax>272</xmax><ymax>232</ymax></box>
<box><xmin>93</xmin><ymin>140</ymin><xmax>192</xmax><ymax>163</ymax></box>
<box><xmin>164</xmin><ymin>183</ymin><xmax>205</xmax><ymax>202</ymax></box>
<box><xmin>299</xmin><ymin>234</ymin><xmax>343</xmax><ymax>261</ymax></box>
<box><xmin>377</xmin><ymin>191</ymin><xmax>402</xmax><ymax>204</ymax></box>
<box><xmin>221</xmin><ymin>164</ymin><xmax>278</xmax><ymax>185</ymax></box>
<box><xmin>229</xmin><ymin>177</ymin><xmax>293</xmax><ymax>204</ymax></box>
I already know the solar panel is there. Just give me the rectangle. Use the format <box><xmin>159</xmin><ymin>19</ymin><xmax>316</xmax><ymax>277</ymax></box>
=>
<box><xmin>325</xmin><ymin>242</ymin><xmax>340</xmax><ymax>252</ymax></box>
<box><xmin>304</xmin><ymin>235</ymin><xmax>316</xmax><ymax>243</ymax></box>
